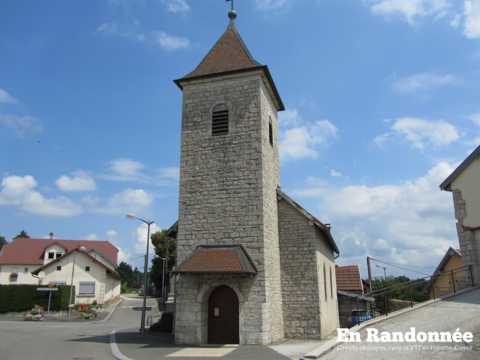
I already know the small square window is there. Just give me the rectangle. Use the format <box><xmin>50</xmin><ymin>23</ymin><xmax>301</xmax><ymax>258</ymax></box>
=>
<box><xmin>56</xmin><ymin>253</ymin><xmax>63</xmax><ymax>259</ymax></box>
<box><xmin>48</xmin><ymin>252</ymin><xmax>55</xmax><ymax>259</ymax></box>
<box><xmin>85</xmin><ymin>266</ymin><xmax>90</xmax><ymax>272</ymax></box>
<box><xmin>56</xmin><ymin>265</ymin><xmax>62</xmax><ymax>271</ymax></box>
<box><xmin>24</xmin><ymin>267</ymin><xmax>29</xmax><ymax>273</ymax></box>
<box><xmin>9</xmin><ymin>273</ymin><xmax>18</xmax><ymax>282</ymax></box>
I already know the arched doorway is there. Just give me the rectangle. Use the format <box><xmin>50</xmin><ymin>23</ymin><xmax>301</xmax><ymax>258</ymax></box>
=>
<box><xmin>208</xmin><ymin>285</ymin><xmax>239</xmax><ymax>344</ymax></box>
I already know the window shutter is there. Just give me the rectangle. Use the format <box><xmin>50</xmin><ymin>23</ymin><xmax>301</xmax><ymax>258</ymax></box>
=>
<box><xmin>79</xmin><ymin>282</ymin><xmax>96</xmax><ymax>295</ymax></box>
<box><xmin>212</xmin><ymin>105</ymin><xmax>229</xmax><ymax>136</ymax></box>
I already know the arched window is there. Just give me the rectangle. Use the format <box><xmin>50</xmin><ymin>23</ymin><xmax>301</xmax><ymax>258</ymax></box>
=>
<box><xmin>212</xmin><ymin>104</ymin><xmax>229</xmax><ymax>136</ymax></box>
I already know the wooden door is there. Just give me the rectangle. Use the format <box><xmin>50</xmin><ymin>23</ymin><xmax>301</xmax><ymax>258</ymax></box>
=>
<box><xmin>208</xmin><ymin>285</ymin><xmax>239</xmax><ymax>344</ymax></box>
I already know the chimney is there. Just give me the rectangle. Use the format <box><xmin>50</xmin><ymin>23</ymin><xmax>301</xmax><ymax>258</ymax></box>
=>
<box><xmin>49</xmin><ymin>232</ymin><xmax>54</xmax><ymax>240</ymax></box>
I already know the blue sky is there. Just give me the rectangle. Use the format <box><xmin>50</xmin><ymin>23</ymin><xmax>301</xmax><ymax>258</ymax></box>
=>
<box><xmin>1</xmin><ymin>0</ymin><xmax>480</xmax><ymax>277</ymax></box>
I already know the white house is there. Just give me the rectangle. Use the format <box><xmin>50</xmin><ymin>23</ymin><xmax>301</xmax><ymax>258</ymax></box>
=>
<box><xmin>0</xmin><ymin>236</ymin><xmax>121</xmax><ymax>304</ymax></box>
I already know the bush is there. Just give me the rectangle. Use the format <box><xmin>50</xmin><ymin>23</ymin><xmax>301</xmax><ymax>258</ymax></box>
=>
<box><xmin>0</xmin><ymin>285</ymin><xmax>75</xmax><ymax>313</ymax></box>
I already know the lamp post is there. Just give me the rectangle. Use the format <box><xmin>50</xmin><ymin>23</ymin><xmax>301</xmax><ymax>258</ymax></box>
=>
<box><xmin>126</xmin><ymin>213</ymin><xmax>155</xmax><ymax>335</ymax></box>
<box><xmin>160</xmin><ymin>257</ymin><xmax>167</xmax><ymax>308</ymax></box>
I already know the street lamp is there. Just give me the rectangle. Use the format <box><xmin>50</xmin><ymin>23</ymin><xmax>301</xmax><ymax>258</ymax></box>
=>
<box><xmin>126</xmin><ymin>213</ymin><xmax>155</xmax><ymax>335</ymax></box>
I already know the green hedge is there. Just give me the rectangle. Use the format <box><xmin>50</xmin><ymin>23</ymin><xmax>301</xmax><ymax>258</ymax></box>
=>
<box><xmin>0</xmin><ymin>285</ymin><xmax>75</xmax><ymax>313</ymax></box>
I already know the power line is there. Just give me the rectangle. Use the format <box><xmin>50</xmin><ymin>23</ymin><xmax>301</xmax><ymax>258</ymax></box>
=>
<box><xmin>370</xmin><ymin>257</ymin><xmax>431</xmax><ymax>276</ymax></box>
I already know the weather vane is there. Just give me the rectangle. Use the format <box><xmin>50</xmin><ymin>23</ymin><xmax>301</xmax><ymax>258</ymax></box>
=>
<box><xmin>226</xmin><ymin>0</ymin><xmax>237</xmax><ymax>20</ymax></box>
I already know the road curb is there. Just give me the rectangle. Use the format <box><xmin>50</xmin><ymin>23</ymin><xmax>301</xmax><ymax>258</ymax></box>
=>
<box><xmin>110</xmin><ymin>330</ymin><xmax>135</xmax><ymax>360</ymax></box>
<box><xmin>303</xmin><ymin>286</ymin><xmax>480</xmax><ymax>359</ymax></box>
<box><xmin>97</xmin><ymin>297</ymin><xmax>123</xmax><ymax>324</ymax></box>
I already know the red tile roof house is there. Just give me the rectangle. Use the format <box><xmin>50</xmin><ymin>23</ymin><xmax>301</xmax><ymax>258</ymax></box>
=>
<box><xmin>336</xmin><ymin>265</ymin><xmax>374</xmax><ymax>328</ymax></box>
<box><xmin>0</xmin><ymin>236</ymin><xmax>120</xmax><ymax>305</ymax></box>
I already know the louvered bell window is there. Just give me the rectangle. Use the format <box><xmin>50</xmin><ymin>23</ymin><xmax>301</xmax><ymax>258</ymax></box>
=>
<box><xmin>212</xmin><ymin>104</ymin><xmax>229</xmax><ymax>136</ymax></box>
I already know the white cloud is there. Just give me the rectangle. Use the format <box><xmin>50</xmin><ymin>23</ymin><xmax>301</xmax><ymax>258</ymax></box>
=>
<box><xmin>368</xmin><ymin>0</ymin><xmax>451</xmax><ymax>24</ymax></box>
<box><xmin>85</xmin><ymin>233</ymin><xmax>98</xmax><ymax>240</ymax></box>
<box><xmin>135</xmin><ymin>222</ymin><xmax>161</xmax><ymax>253</ymax></box>
<box><xmin>102</xmin><ymin>158</ymin><xmax>178</xmax><ymax>186</ymax></box>
<box><xmin>366</xmin><ymin>0</ymin><xmax>480</xmax><ymax>41</ymax></box>
<box><xmin>153</xmin><ymin>31</ymin><xmax>190</xmax><ymax>50</ymax></box>
<box><xmin>163</xmin><ymin>0</ymin><xmax>190</xmax><ymax>14</ymax></box>
<box><xmin>391</xmin><ymin>117</ymin><xmax>460</xmax><ymax>149</ymax></box>
<box><xmin>109</xmin><ymin>158</ymin><xmax>145</xmax><ymax>179</ymax></box>
<box><xmin>279</xmin><ymin>109</ymin><xmax>337</xmax><ymax>161</ymax></box>
<box><xmin>106</xmin><ymin>229</ymin><xmax>118</xmax><ymax>238</ymax></box>
<box><xmin>157</xmin><ymin>167</ymin><xmax>180</xmax><ymax>181</ymax></box>
<box><xmin>0</xmin><ymin>175</ymin><xmax>82</xmax><ymax>217</ymax></box>
<box><xmin>330</xmin><ymin>169</ymin><xmax>343</xmax><ymax>177</ymax></box>
<box><xmin>294</xmin><ymin>161</ymin><xmax>458</xmax><ymax>272</ymax></box>
<box><xmin>0</xmin><ymin>114</ymin><xmax>43</xmax><ymax>137</ymax></box>
<box><xmin>255</xmin><ymin>0</ymin><xmax>289</xmax><ymax>10</ymax></box>
<box><xmin>374</xmin><ymin>117</ymin><xmax>460</xmax><ymax>149</ymax></box>
<box><xmin>392</xmin><ymin>72</ymin><xmax>460</xmax><ymax>94</ymax></box>
<box><xmin>97</xmin><ymin>22</ymin><xmax>190</xmax><ymax>50</ymax></box>
<box><xmin>470</xmin><ymin>113</ymin><xmax>480</xmax><ymax>126</ymax></box>
<box><xmin>0</xmin><ymin>88</ymin><xmax>18</xmax><ymax>104</ymax></box>
<box><xmin>95</xmin><ymin>188</ymin><xmax>154</xmax><ymax>215</ymax></box>
<box><xmin>464</xmin><ymin>0</ymin><xmax>480</xmax><ymax>38</ymax></box>
<box><xmin>56</xmin><ymin>171</ymin><xmax>96</xmax><ymax>192</ymax></box>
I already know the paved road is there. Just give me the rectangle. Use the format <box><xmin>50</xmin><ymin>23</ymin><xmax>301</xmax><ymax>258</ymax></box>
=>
<box><xmin>0</xmin><ymin>296</ymin><xmax>156</xmax><ymax>360</ymax></box>
<box><xmin>322</xmin><ymin>289</ymin><xmax>480</xmax><ymax>360</ymax></box>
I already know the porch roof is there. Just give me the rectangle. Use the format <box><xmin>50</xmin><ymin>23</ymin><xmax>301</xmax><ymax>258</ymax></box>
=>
<box><xmin>173</xmin><ymin>245</ymin><xmax>257</xmax><ymax>275</ymax></box>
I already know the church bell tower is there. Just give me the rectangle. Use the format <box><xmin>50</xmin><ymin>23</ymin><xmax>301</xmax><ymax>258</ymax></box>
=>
<box><xmin>172</xmin><ymin>7</ymin><xmax>286</xmax><ymax>345</ymax></box>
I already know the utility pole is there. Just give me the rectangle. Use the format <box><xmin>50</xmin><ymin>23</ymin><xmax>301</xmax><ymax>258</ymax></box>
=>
<box><xmin>68</xmin><ymin>254</ymin><xmax>76</xmax><ymax>320</ymax></box>
<box><xmin>367</xmin><ymin>256</ymin><xmax>373</xmax><ymax>293</ymax></box>
<box><xmin>376</xmin><ymin>264</ymin><xmax>387</xmax><ymax>279</ymax></box>
<box><xmin>126</xmin><ymin>214</ymin><xmax>155</xmax><ymax>335</ymax></box>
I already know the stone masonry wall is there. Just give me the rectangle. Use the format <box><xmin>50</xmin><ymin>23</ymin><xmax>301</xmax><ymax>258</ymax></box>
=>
<box><xmin>278</xmin><ymin>199</ymin><xmax>339</xmax><ymax>338</ymax></box>
<box><xmin>175</xmin><ymin>72</ymin><xmax>282</xmax><ymax>344</ymax></box>
<box><xmin>259</xmin><ymin>82</ymin><xmax>284</xmax><ymax>342</ymax></box>
<box><xmin>278</xmin><ymin>200</ymin><xmax>322</xmax><ymax>338</ymax></box>
<box><xmin>453</xmin><ymin>190</ymin><xmax>480</xmax><ymax>285</ymax></box>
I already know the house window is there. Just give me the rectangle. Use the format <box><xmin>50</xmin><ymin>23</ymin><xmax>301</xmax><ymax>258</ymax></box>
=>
<box><xmin>212</xmin><ymin>104</ymin><xmax>229</xmax><ymax>136</ymax></box>
<box><xmin>56</xmin><ymin>266</ymin><xmax>62</xmax><ymax>271</ymax></box>
<box><xmin>329</xmin><ymin>267</ymin><xmax>333</xmax><ymax>299</ymax></box>
<box><xmin>48</xmin><ymin>252</ymin><xmax>55</xmax><ymax>259</ymax></box>
<box><xmin>9</xmin><ymin>273</ymin><xmax>18</xmax><ymax>283</ymax></box>
<box><xmin>56</xmin><ymin>253</ymin><xmax>63</xmax><ymax>259</ymax></box>
<box><xmin>323</xmin><ymin>264</ymin><xmax>327</xmax><ymax>301</ymax></box>
<box><xmin>79</xmin><ymin>282</ymin><xmax>95</xmax><ymax>296</ymax></box>
<box><xmin>24</xmin><ymin>267</ymin><xmax>29</xmax><ymax>273</ymax></box>
<box><xmin>85</xmin><ymin>266</ymin><xmax>90</xmax><ymax>272</ymax></box>
<box><xmin>269</xmin><ymin>118</ymin><xmax>273</xmax><ymax>146</ymax></box>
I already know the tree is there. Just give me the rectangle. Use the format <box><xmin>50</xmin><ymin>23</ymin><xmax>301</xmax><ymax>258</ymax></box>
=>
<box><xmin>13</xmin><ymin>230</ymin><xmax>30</xmax><ymax>239</ymax></box>
<box><xmin>0</xmin><ymin>236</ymin><xmax>7</xmax><ymax>251</ymax></box>
<box><xmin>150</xmin><ymin>230</ymin><xmax>176</xmax><ymax>298</ymax></box>
<box><xmin>117</xmin><ymin>261</ymin><xmax>144</xmax><ymax>292</ymax></box>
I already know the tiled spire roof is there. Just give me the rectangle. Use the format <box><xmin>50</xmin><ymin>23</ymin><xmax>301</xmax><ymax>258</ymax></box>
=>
<box><xmin>174</xmin><ymin>21</ymin><xmax>285</xmax><ymax>111</ymax></box>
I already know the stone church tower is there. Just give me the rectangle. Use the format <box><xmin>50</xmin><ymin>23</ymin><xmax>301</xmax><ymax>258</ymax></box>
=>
<box><xmin>170</xmin><ymin>10</ymin><xmax>340</xmax><ymax>346</ymax></box>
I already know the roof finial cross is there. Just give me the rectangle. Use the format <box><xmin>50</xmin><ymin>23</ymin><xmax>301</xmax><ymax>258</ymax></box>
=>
<box><xmin>226</xmin><ymin>0</ymin><xmax>237</xmax><ymax>21</ymax></box>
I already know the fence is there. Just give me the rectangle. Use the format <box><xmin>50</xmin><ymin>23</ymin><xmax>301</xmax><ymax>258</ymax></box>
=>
<box><xmin>364</xmin><ymin>265</ymin><xmax>474</xmax><ymax>319</ymax></box>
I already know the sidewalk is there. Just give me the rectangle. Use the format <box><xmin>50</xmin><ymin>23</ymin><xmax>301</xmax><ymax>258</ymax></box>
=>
<box><xmin>111</xmin><ymin>329</ymin><xmax>323</xmax><ymax>360</ymax></box>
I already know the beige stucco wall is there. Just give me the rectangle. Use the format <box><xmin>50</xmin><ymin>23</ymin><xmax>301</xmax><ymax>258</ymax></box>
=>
<box><xmin>37</xmin><ymin>252</ymin><xmax>120</xmax><ymax>304</ymax></box>
<box><xmin>0</xmin><ymin>264</ymin><xmax>39</xmax><ymax>284</ymax></box>
<box><xmin>451</xmin><ymin>157</ymin><xmax>480</xmax><ymax>227</ymax></box>
<box><xmin>430</xmin><ymin>254</ymin><xmax>465</xmax><ymax>297</ymax></box>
